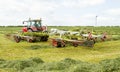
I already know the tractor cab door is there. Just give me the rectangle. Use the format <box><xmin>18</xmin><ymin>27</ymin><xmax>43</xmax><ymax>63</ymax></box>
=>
<box><xmin>33</xmin><ymin>21</ymin><xmax>43</xmax><ymax>31</ymax></box>
<box><xmin>27</xmin><ymin>22</ymin><xmax>31</xmax><ymax>28</ymax></box>
<box><xmin>30</xmin><ymin>21</ymin><xmax>38</xmax><ymax>31</ymax></box>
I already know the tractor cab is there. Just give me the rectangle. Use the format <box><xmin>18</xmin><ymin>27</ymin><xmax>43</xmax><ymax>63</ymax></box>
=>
<box><xmin>22</xmin><ymin>18</ymin><xmax>47</xmax><ymax>32</ymax></box>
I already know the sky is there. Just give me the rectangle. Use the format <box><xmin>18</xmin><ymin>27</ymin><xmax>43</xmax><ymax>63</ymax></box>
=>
<box><xmin>0</xmin><ymin>0</ymin><xmax>120</xmax><ymax>26</ymax></box>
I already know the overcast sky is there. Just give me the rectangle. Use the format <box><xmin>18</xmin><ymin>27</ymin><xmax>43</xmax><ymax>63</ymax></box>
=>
<box><xmin>0</xmin><ymin>0</ymin><xmax>120</xmax><ymax>26</ymax></box>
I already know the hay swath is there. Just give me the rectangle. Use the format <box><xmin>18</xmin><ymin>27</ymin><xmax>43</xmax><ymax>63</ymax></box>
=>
<box><xmin>5</xmin><ymin>32</ymin><xmax>49</xmax><ymax>43</ymax></box>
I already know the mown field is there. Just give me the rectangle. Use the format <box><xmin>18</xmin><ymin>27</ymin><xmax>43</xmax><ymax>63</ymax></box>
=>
<box><xmin>0</xmin><ymin>26</ymin><xmax>120</xmax><ymax>72</ymax></box>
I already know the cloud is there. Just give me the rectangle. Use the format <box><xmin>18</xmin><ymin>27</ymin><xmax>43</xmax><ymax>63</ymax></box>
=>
<box><xmin>96</xmin><ymin>8</ymin><xmax>120</xmax><ymax>26</ymax></box>
<box><xmin>62</xmin><ymin>0</ymin><xmax>105</xmax><ymax>8</ymax></box>
<box><xmin>49</xmin><ymin>13</ymin><xmax>97</xmax><ymax>26</ymax></box>
<box><xmin>0</xmin><ymin>0</ymin><xmax>120</xmax><ymax>26</ymax></box>
<box><xmin>104</xmin><ymin>8</ymin><xmax>120</xmax><ymax>16</ymax></box>
<box><xmin>0</xmin><ymin>0</ymin><xmax>58</xmax><ymax>26</ymax></box>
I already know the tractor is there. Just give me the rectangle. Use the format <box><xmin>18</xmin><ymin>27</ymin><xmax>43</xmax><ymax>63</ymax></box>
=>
<box><xmin>22</xmin><ymin>18</ymin><xmax>47</xmax><ymax>32</ymax></box>
<box><xmin>5</xmin><ymin>18</ymin><xmax>49</xmax><ymax>43</ymax></box>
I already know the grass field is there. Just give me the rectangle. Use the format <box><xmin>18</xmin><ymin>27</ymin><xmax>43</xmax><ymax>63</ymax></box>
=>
<box><xmin>0</xmin><ymin>26</ymin><xmax>120</xmax><ymax>72</ymax></box>
<box><xmin>0</xmin><ymin>33</ymin><xmax>120</xmax><ymax>62</ymax></box>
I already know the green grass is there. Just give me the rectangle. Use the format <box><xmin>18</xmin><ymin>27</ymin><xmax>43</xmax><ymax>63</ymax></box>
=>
<box><xmin>0</xmin><ymin>26</ymin><xmax>120</xmax><ymax>35</ymax></box>
<box><xmin>0</xmin><ymin>26</ymin><xmax>120</xmax><ymax>72</ymax></box>
<box><xmin>1</xmin><ymin>56</ymin><xmax>120</xmax><ymax>72</ymax></box>
<box><xmin>0</xmin><ymin>33</ymin><xmax>120</xmax><ymax>63</ymax></box>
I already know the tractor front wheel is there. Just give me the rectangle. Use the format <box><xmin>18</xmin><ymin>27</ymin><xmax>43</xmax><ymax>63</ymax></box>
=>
<box><xmin>28</xmin><ymin>29</ymin><xmax>33</xmax><ymax>32</ymax></box>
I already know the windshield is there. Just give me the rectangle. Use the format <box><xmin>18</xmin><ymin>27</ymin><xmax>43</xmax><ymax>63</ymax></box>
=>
<box><xmin>28</xmin><ymin>21</ymin><xmax>41</xmax><ymax>27</ymax></box>
<box><xmin>24</xmin><ymin>20</ymin><xmax>42</xmax><ymax>27</ymax></box>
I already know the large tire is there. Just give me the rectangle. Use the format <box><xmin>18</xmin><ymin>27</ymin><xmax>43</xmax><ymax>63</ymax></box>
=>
<box><xmin>73</xmin><ymin>43</ymin><xmax>78</xmax><ymax>47</ymax></box>
<box><xmin>13</xmin><ymin>35</ymin><xmax>21</xmax><ymax>43</ymax></box>
<box><xmin>28</xmin><ymin>29</ymin><xmax>33</xmax><ymax>32</ymax></box>
<box><xmin>57</xmin><ymin>42</ymin><xmax>62</xmax><ymax>47</ymax></box>
<box><xmin>27</xmin><ymin>38</ymin><xmax>33</xmax><ymax>43</ymax></box>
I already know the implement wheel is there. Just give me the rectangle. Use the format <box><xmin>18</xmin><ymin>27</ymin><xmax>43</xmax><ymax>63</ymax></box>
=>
<box><xmin>27</xmin><ymin>38</ymin><xmax>33</xmax><ymax>43</ymax></box>
<box><xmin>73</xmin><ymin>42</ymin><xmax>78</xmax><ymax>47</ymax></box>
<box><xmin>13</xmin><ymin>35</ymin><xmax>21</xmax><ymax>43</ymax></box>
